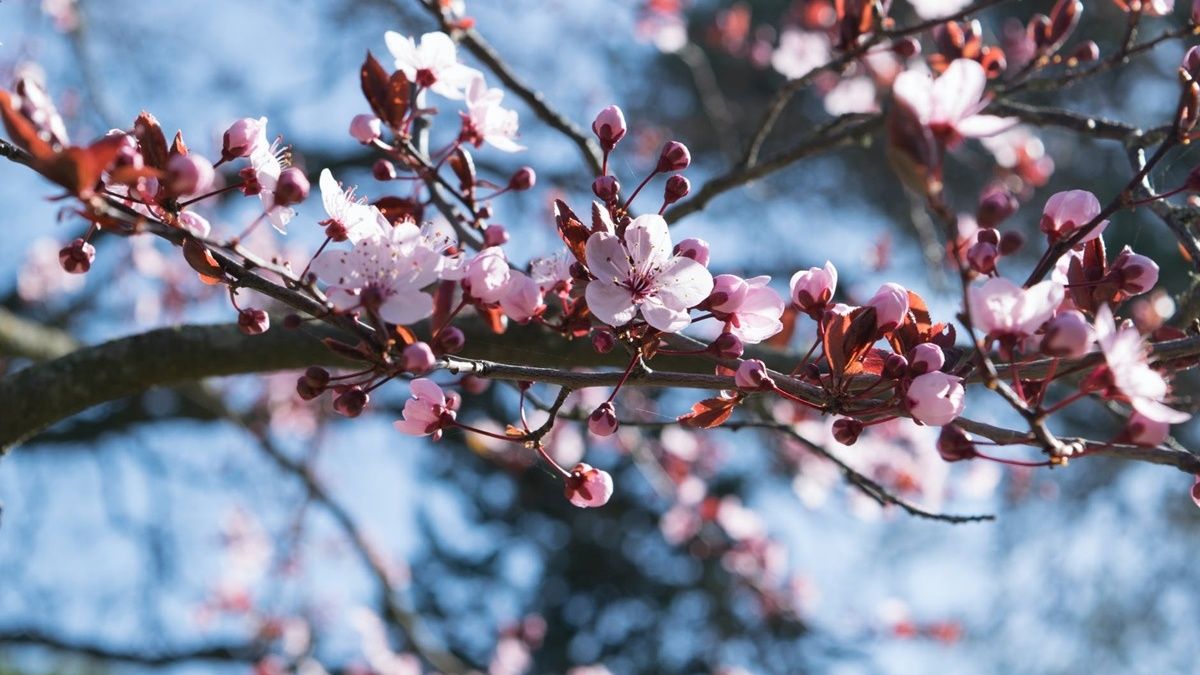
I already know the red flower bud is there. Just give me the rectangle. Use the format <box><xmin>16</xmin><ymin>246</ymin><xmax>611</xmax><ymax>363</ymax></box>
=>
<box><xmin>166</xmin><ymin>154</ymin><xmax>215</xmax><ymax>197</ymax></box>
<box><xmin>592</xmin><ymin>175</ymin><xmax>620</xmax><ymax>201</ymax></box>
<box><xmin>999</xmin><ymin>230</ymin><xmax>1025</xmax><ymax>256</ymax></box>
<box><xmin>591</xmin><ymin>329</ymin><xmax>616</xmax><ymax>354</ymax></box>
<box><xmin>976</xmin><ymin>187</ymin><xmax>1018</xmax><ymax>229</ymax></box>
<box><xmin>832</xmin><ymin>417</ymin><xmax>864</xmax><ymax>446</ymax></box>
<box><xmin>893</xmin><ymin>37</ymin><xmax>921</xmax><ymax>59</ymax></box>
<box><xmin>333</xmin><ymin>386</ymin><xmax>369</xmax><ymax>418</ymax></box>
<box><xmin>663</xmin><ymin>174</ymin><xmax>690</xmax><ymax>206</ymax></box>
<box><xmin>436</xmin><ymin>326</ymin><xmax>466</xmax><ymax>354</ymax></box>
<box><xmin>967</xmin><ymin>241</ymin><xmax>998</xmax><ymax>274</ymax></box>
<box><xmin>936</xmin><ymin>425</ymin><xmax>977</xmax><ymax>462</ymax></box>
<box><xmin>656</xmin><ymin>141</ymin><xmax>691</xmax><ymax>173</ymax></box>
<box><xmin>238</xmin><ymin>308</ymin><xmax>271</xmax><ymax>335</ymax></box>
<box><xmin>58</xmin><ymin>238</ymin><xmax>95</xmax><ymax>274</ymax></box>
<box><xmin>588</xmin><ymin>402</ymin><xmax>619</xmax><ymax>436</ymax></box>
<box><xmin>508</xmin><ymin>166</ymin><xmax>536</xmax><ymax>191</ymax></box>
<box><xmin>711</xmin><ymin>332</ymin><xmax>744</xmax><ymax>359</ymax></box>
<box><xmin>373</xmin><ymin>159</ymin><xmax>397</xmax><ymax>181</ymax></box>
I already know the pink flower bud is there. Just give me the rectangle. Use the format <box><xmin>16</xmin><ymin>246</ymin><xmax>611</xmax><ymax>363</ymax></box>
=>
<box><xmin>1041</xmin><ymin>310</ymin><xmax>1093</xmax><ymax>358</ymax></box>
<box><xmin>592</xmin><ymin>105</ymin><xmax>627</xmax><ymax>152</ymax></box>
<box><xmin>893</xmin><ymin>37</ymin><xmax>921</xmax><ymax>58</ymax></box>
<box><xmin>592</xmin><ymin>175</ymin><xmax>620</xmax><ymax>201</ymax></box>
<box><xmin>711</xmin><ymin>332</ymin><xmax>744</xmax><ymax>359</ymax></box>
<box><xmin>166</xmin><ymin>154</ymin><xmax>215</xmax><ymax>196</ymax></box>
<box><xmin>178</xmin><ymin>212</ymin><xmax>211</xmax><ymax>238</ymax></box>
<box><xmin>484</xmin><ymin>224</ymin><xmax>509</xmax><ymax>247</ymax></box>
<box><xmin>237</xmin><ymin>308</ymin><xmax>271</xmax><ymax>335</ymax></box>
<box><xmin>708</xmin><ymin>274</ymin><xmax>750</xmax><ymax>314</ymax></box>
<box><xmin>349</xmin><ymin>114</ymin><xmax>382</xmax><ymax>144</ymax></box>
<box><xmin>1110</xmin><ymin>245</ymin><xmax>1159</xmax><ymax>296</ymax></box>
<box><xmin>333</xmin><ymin>386</ymin><xmax>369</xmax><ymax>418</ymax></box>
<box><xmin>403</xmin><ymin>341</ymin><xmax>437</xmax><ymax>374</ymax></box>
<box><xmin>1040</xmin><ymin>189</ymin><xmax>1106</xmax><ymax>243</ymax></box>
<box><xmin>1193</xmin><ymin>0</ymin><xmax>1200</xmax><ymax>24</ymax></box>
<box><xmin>937</xmin><ymin>425</ymin><xmax>977</xmax><ymax>462</ymax></box>
<box><xmin>866</xmin><ymin>282</ymin><xmax>909</xmax><ymax>333</ymax></box>
<box><xmin>663</xmin><ymin>174</ymin><xmax>690</xmax><ymax>206</ymax></box>
<box><xmin>588</xmin><ymin>402</ymin><xmax>619</xmax><ymax>436</ymax></box>
<box><xmin>591</xmin><ymin>329</ymin><xmax>616</xmax><ymax>354</ymax></box>
<box><xmin>221</xmin><ymin>117</ymin><xmax>268</xmax><ymax>160</ymax></box>
<box><xmin>499</xmin><ymin>272</ymin><xmax>544</xmax><ymax>323</ymax></box>
<box><xmin>906</xmin><ymin>372</ymin><xmax>965</xmax><ymax>426</ymax></box>
<box><xmin>1127</xmin><ymin>411</ymin><xmax>1169</xmax><ymax>447</ymax></box>
<box><xmin>274</xmin><ymin>167</ymin><xmax>310</xmax><ymax>207</ymax></box>
<box><xmin>673</xmin><ymin>238</ymin><xmax>710</xmax><ymax>267</ymax></box>
<box><xmin>966</xmin><ymin>241</ymin><xmax>998</xmax><ymax>274</ymax></box>
<box><xmin>789</xmin><ymin>262</ymin><xmax>837</xmax><ymax>316</ymax></box>
<box><xmin>656</xmin><ymin>141</ymin><xmax>691</xmax><ymax>173</ymax></box>
<box><xmin>999</xmin><ymin>230</ymin><xmax>1025</xmax><ymax>256</ymax></box>
<box><xmin>908</xmin><ymin>343</ymin><xmax>945</xmax><ymax>375</ymax></box>
<box><xmin>832</xmin><ymin>417</ymin><xmax>864</xmax><ymax>446</ymax></box>
<box><xmin>976</xmin><ymin>186</ymin><xmax>1018</xmax><ymax>228</ymax></box>
<box><xmin>436</xmin><ymin>326</ymin><xmax>466</xmax><ymax>354</ymax></box>
<box><xmin>734</xmin><ymin>359</ymin><xmax>773</xmax><ymax>390</ymax></box>
<box><xmin>58</xmin><ymin>238</ymin><xmax>95</xmax><ymax>274</ymax></box>
<box><xmin>508</xmin><ymin>166</ymin><xmax>536</xmax><ymax>191</ymax></box>
<box><xmin>564</xmin><ymin>462</ymin><xmax>614</xmax><ymax>508</ymax></box>
<box><xmin>373</xmin><ymin>159</ymin><xmax>397</xmax><ymax>181</ymax></box>
<box><xmin>883</xmin><ymin>353</ymin><xmax>909</xmax><ymax>379</ymax></box>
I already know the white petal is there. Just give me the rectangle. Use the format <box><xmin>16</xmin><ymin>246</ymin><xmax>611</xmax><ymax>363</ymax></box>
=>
<box><xmin>653</xmin><ymin>256</ymin><xmax>714</xmax><ymax>308</ymax></box>
<box><xmin>624</xmin><ymin>214</ymin><xmax>672</xmax><ymax>269</ymax></box>
<box><xmin>932</xmin><ymin>59</ymin><xmax>986</xmax><ymax>122</ymax></box>
<box><xmin>640</xmin><ymin>295</ymin><xmax>692</xmax><ymax>333</ymax></box>
<box><xmin>585</xmin><ymin>281</ymin><xmax>637</xmax><ymax>327</ymax></box>
<box><xmin>378</xmin><ymin>291</ymin><xmax>433</xmax><ymax>325</ymax></box>
<box><xmin>585</xmin><ymin>232</ymin><xmax>631</xmax><ymax>281</ymax></box>
<box><xmin>957</xmin><ymin>114</ymin><xmax>1019</xmax><ymax>138</ymax></box>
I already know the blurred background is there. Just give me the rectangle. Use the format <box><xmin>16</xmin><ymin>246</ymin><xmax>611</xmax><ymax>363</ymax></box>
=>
<box><xmin>0</xmin><ymin>1</ymin><xmax>1198</xmax><ymax>673</ymax></box>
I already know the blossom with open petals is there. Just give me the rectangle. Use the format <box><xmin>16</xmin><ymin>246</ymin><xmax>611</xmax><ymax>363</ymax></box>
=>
<box><xmin>1040</xmin><ymin>189</ymin><xmax>1106</xmax><ymax>244</ymax></box>
<box><xmin>967</xmin><ymin>277</ymin><xmax>1064</xmax><ymax>340</ymax></box>
<box><xmin>395</xmin><ymin>379</ymin><xmax>456</xmax><ymax>437</ymax></box>
<box><xmin>462</xmin><ymin>76</ymin><xmax>524</xmax><ymax>152</ymax></box>
<box><xmin>319</xmin><ymin>169</ymin><xmax>387</xmax><ymax>244</ymax></box>
<box><xmin>1094</xmin><ymin>305</ymin><xmax>1190</xmax><ymax>424</ymax></box>
<box><xmin>384</xmin><ymin>31</ymin><xmax>480</xmax><ymax>99</ymax></box>
<box><xmin>892</xmin><ymin>59</ymin><xmax>1016</xmax><ymax>147</ymax></box>
<box><xmin>708</xmin><ymin>275</ymin><xmax>784</xmax><ymax>344</ymax></box>
<box><xmin>584</xmin><ymin>214</ymin><xmax>713</xmax><ymax>333</ymax></box>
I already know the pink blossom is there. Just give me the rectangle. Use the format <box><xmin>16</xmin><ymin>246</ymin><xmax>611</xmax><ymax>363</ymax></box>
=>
<box><xmin>564</xmin><ymin>463</ymin><xmax>614</xmax><ymax>508</ymax></box>
<box><xmin>310</xmin><ymin>223</ymin><xmax>442</xmax><ymax>324</ymax></box>
<box><xmin>402</xmin><ymin>342</ymin><xmax>436</xmax><ymax>374</ymax></box>
<box><xmin>710</xmin><ymin>275</ymin><xmax>785</xmax><ymax>344</ymax></box>
<box><xmin>462</xmin><ymin>246</ymin><xmax>511</xmax><ymax>304</ymax></box>
<box><xmin>249</xmin><ymin>142</ymin><xmax>295</xmax><ymax>233</ymax></box>
<box><xmin>165</xmin><ymin>153</ymin><xmax>214</xmax><ymax>196</ymax></box>
<box><xmin>1095</xmin><ymin>305</ymin><xmax>1190</xmax><ymax>423</ymax></box>
<box><xmin>770</xmin><ymin>30</ymin><xmax>830</xmax><ymax>80</ymax></box>
<box><xmin>892</xmin><ymin>59</ymin><xmax>1016</xmax><ymax>146</ymax></box>
<box><xmin>789</xmin><ymin>261</ymin><xmax>837</xmax><ymax>315</ymax></box>
<box><xmin>909</xmin><ymin>343</ymin><xmax>945</xmax><ymax>374</ymax></box>
<box><xmin>967</xmin><ymin>277</ymin><xmax>1064</xmax><ymax>339</ymax></box>
<box><xmin>1040</xmin><ymin>189</ymin><xmax>1107</xmax><ymax>243</ymax></box>
<box><xmin>908</xmin><ymin>0</ymin><xmax>971</xmax><ymax>18</ymax></box>
<box><xmin>177</xmin><ymin>212</ymin><xmax>211</xmax><ymax>238</ymax></box>
<box><xmin>592</xmin><ymin>105</ymin><xmax>627</xmax><ymax>152</ymax></box>
<box><xmin>588</xmin><ymin>402</ymin><xmax>619</xmax><ymax>437</ymax></box>
<box><xmin>584</xmin><ymin>214</ymin><xmax>714</xmax><ymax>332</ymax></box>
<box><xmin>1041</xmin><ymin>310</ymin><xmax>1094</xmax><ymax>358</ymax></box>
<box><xmin>866</xmin><ymin>282</ymin><xmax>909</xmax><ymax>333</ymax></box>
<box><xmin>318</xmin><ymin>169</ymin><xmax>387</xmax><ymax>244</ymax></box>
<box><xmin>906</xmin><ymin>372</ymin><xmax>966</xmax><ymax>426</ymax></box>
<box><xmin>349</xmin><ymin>114</ymin><xmax>382</xmax><ymax>144</ymax></box>
<box><xmin>394</xmin><ymin>378</ymin><xmax>456</xmax><ymax>437</ymax></box>
<box><xmin>463</xmin><ymin>76</ymin><xmax>524</xmax><ymax>152</ymax></box>
<box><xmin>1126</xmin><ymin>412</ymin><xmax>1169</xmax><ymax>447</ymax></box>
<box><xmin>734</xmin><ymin>359</ymin><xmax>773</xmax><ymax>390</ymax></box>
<box><xmin>1110</xmin><ymin>245</ymin><xmax>1159</xmax><ymax>296</ymax></box>
<box><xmin>384</xmin><ymin>31</ymin><xmax>480</xmax><ymax>99</ymax></box>
<box><xmin>674</xmin><ymin>238</ymin><xmax>710</xmax><ymax>266</ymax></box>
<box><xmin>530</xmin><ymin>252</ymin><xmax>573</xmax><ymax>293</ymax></box>
<box><xmin>222</xmin><ymin>116</ymin><xmax>268</xmax><ymax>160</ymax></box>
<box><xmin>499</xmin><ymin>271</ymin><xmax>543</xmax><ymax>322</ymax></box>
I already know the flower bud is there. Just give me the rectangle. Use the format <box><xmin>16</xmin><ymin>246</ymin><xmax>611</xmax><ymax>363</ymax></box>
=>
<box><xmin>866</xmin><ymin>282</ymin><xmax>909</xmax><ymax>333</ymax></box>
<box><xmin>673</xmin><ymin>238</ymin><xmax>710</xmax><ymax>267</ymax></box>
<box><xmin>977</xmin><ymin>228</ymin><xmax>1000</xmax><ymax>246</ymax></box>
<box><xmin>789</xmin><ymin>262</ymin><xmax>837</xmax><ymax>316</ymax></box>
<box><xmin>832</xmin><ymin>417</ymin><xmax>864</xmax><ymax>446</ymax></box>
<box><xmin>966</xmin><ymin>241</ymin><xmax>998</xmax><ymax>274</ymax></box>
<box><xmin>303</xmin><ymin>366</ymin><xmax>330</xmax><ymax>390</ymax></box>
<box><xmin>1126</xmin><ymin>411</ymin><xmax>1170</xmax><ymax>447</ymax></box>
<box><xmin>166</xmin><ymin>154</ymin><xmax>215</xmax><ymax>196</ymax></box>
<box><xmin>999</xmin><ymin>230</ymin><xmax>1025</xmax><ymax>256</ymax></box>
<box><xmin>373</xmin><ymin>159</ymin><xmax>397</xmax><ymax>181</ymax></box>
<box><xmin>656</xmin><ymin>141</ymin><xmax>691</xmax><ymax>173</ymax></box>
<box><xmin>1071</xmin><ymin>40</ymin><xmax>1099</xmax><ymax>64</ymax></box>
<box><xmin>588</xmin><ymin>402</ymin><xmax>619</xmax><ymax>436</ymax></box>
<box><xmin>936</xmin><ymin>425</ymin><xmax>977</xmax><ymax>462</ymax></box>
<box><xmin>349</xmin><ymin>114</ymin><xmax>382</xmax><ymax>144</ymax></box>
<box><xmin>58</xmin><ymin>238</ymin><xmax>95</xmax><ymax>274</ymax></box>
<box><xmin>1193</xmin><ymin>0</ymin><xmax>1200</xmax><ymax>24</ymax></box>
<box><xmin>1040</xmin><ymin>189</ymin><xmax>1105</xmax><ymax>243</ymax></box>
<box><xmin>484</xmin><ymin>224</ymin><xmax>509</xmax><ymax>247</ymax></box>
<box><xmin>592</xmin><ymin>175</ymin><xmax>620</xmax><ymax>201</ymax></box>
<box><xmin>564</xmin><ymin>462</ymin><xmax>614</xmax><ymax>508</ymax></box>
<box><xmin>403</xmin><ymin>341</ymin><xmax>437</xmax><ymax>374</ymax></box>
<box><xmin>893</xmin><ymin>37</ymin><xmax>921</xmax><ymax>58</ymax></box>
<box><xmin>237</xmin><ymin>308</ymin><xmax>271</xmax><ymax>335</ymax></box>
<box><xmin>221</xmin><ymin>117</ymin><xmax>268</xmax><ymax>160</ymax></box>
<box><xmin>663</xmin><ymin>174</ymin><xmax>690</xmax><ymax>206</ymax></box>
<box><xmin>734</xmin><ymin>359</ymin><xmax>773</xmax><ymax>390</ymax></box>
<box><xmin>907</xmin><ymin>372</ymin><xmax>965</xmax><ymax>426</ymax></box>
<box><xmin>436</xmin><ymin>326</ymin><xmax>466</xmax><ymax>354</ymax></box>
<box><xmin>883</xmin><ymin>353</ymin><xmax>909</xmax><ymax>379</ymax></box>
<box><xmin>333</xmin><ymin>386</ymin><xmax>369</xmax><ymax>418</ymax></box>
<box><xmin>274</xmin><ymin>167</ymin><xmax>310</xmax><ymax>207</ymax></box>
<box><xmin>591</xmin><ymin>329</ymin><xmax>616</xmax><ymax>354</ymax></box>
<box><xmin>909</xmin><ymin>343</ymin><xmax>945</xmax><ymax>375</ymax></box>
<box><xmin>711</xmin><ymin>332</ymin><xmax>744</xmax><ymax>359</ymax></box>
<box><xmin>592</xmin><ymin>105</ymin><xmax>627</xmax><ymax>152</ymax></box>
<box><xmin>508</xmin><ymin>166</ymin><xmax>536</xmax><ymax>191</ymax></box>
<box><xmin>1041</xmin><ymin>310</ymin><xmax>1093</xmax><ymax>358</ymax></box>
<box><xmin>296</xmin><ymin>377</ymin><xmax>321</xmax><ymax>401</ymax></box>
<box><xmin>976</xmin><ymin>187</ymin><xmax>1018</xmax><ymax>229</ymax></box>
<box><xmin>1110</xmin><ymin>246</ymin><xmax>1159</xmax><ymax>296</ymax></box>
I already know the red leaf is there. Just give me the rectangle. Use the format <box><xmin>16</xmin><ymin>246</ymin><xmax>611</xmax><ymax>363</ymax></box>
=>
<box><xmin>554</xmin><ymin>199</ymin><xmax>590</xmax><ymax>265</ymax></box>
<box><xmin>0</xmin><ymin>89</ymin><xmax>54</xmax><ymax>160</ymax></box>
<box><xmin>360</xmin><ymin>51</ymin><xmax>410</xmax><ymax>130</ymax></box>
<box><xmin>133</xmin><ymin>111</ymin><xmax>169</xmax><ymax>170</ymax></box>
<box><xmin>169</xmin><ymin>130</ymin><xmax>189</xmax><ymax>158</ymax></box>
<box><xmin>373</xmin><ymin>195</ymin><xmax>424</xmax><ymax>224</ymax></box>
<box><xmin>476</xmin><ymin>304</ymin><xmax>507</xmax><ymax>334</ymax></box>
<box><xmin>182</xmin><ymin>238</ymin><xmax>224</xmax><ymax>285</ymax></box>
<box><xmin>448</xmin><ymin>147</ymin><xmax>476</xmax><ymax>193</ymax></box>
<box><xmin>678</xmin><ymin>396</ymin><xmax>739</xmax><ymax>429</ymax></box>
<box><xmin>38</xmin><ymin>134</ymin><xmax>126</xmax><ymax>199</ymax></box>
<box><xmin>823</xmin><ymin>306</ymin><xmax>877</xmax><ymax>378</ymax></box>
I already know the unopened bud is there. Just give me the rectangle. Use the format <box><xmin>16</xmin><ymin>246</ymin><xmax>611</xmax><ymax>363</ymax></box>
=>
<box><xmin>893</xmin><ymin>37</ymin><xmax>921</xmax><ymax>59</ymax></box>
<box><xmin>882</xmin><ymin>353</ymin><xmax>909</xmax><ymax>379</ymax></box>
<box><xmin>373</xmin><ymin>159</ymin><xmax>397</xmax><ymax>181</ymax></box>
<box><xmin>711</xmin><ymin>332</ymin><xmax>744</xmax><ymax>359</ymax></box>
<box><xmin>832</xmin><ymin>417</ymin><xmax>864</xmax><ymax>446</ymax></box>
<box><xmin>58</xmin><ymin>238</ymin><xmax>95</xmax><ymax>274</ymax></box>
<box><xmin>333</xmin><ymin>386</ymin><xmax>369</xmax><ymax>418</ymax></box>
<box><xmin>349</xmin><ymin>114</ymin><xmax>382</xmax><ymax>144</ymax></box>
<box><xmin>656</xmin><ymin>141</ymin><xmax>691</xmax><ymax>173</ymax></box>
<box><xmin>588</xmin><ymin>401</ymin><xmax>619</xmax><ymax>436</ymax></box>
<box><xmin>908</xmin><ymin>343</ymin><xmax>945</xmax><ymax>375</ymax></box>
<box><xmin>592</xmin><ymin>105</ymin><xmax>627</xmax><ymax>153</ymax></box>
<box><xmin>274</xmin><ymin>167</ymin><xmax>310</xmax><ymax>207</ymax></box>
<box><xmin>238</xmin><ymin>308</ymin><xmax>270</xmax><ymax>335</ymax></box>
<box><xmin>673</xmin><ymin>237</ymin><xmax>710</xmax><ymax>266</ymax></box>
<box><xmin>166</xmin><ymin>154</ymin><xmax>215</xmax><ymax>196</ymax></box>
<box><xmin>999</xmin><ymin>230</ymin><xmax>1025</xmax><ymax>256</ymax></box>
<box><xmin>508</xmin><ymin>166</ymin><xmax>536</xmax><ymax>191</ymax></box>
<box><xmin>403</xmin><ymin>341</ymin><xmax>437</xmax><ymax>374</ymax></box>
<box><xmin>592</xmin><ymin>175</ymin><xmax>620</xmax><ymax>201</ymax></box>
<box><xmin>734</xmin><ymin>359</ymin><xmax>773</xmax><ymax>390</ymax></box>
<box><xmin>967</xmin><ymin>241</ymin><xmax>998</xmax><ymax>274</ymax></box>
<box><xmin>936</xmin><ymin>425</ymin><xmax>977</xmax><ymax>462</ymax></box>
<box><xmin>484</xmin><ymin>224</ymin><xmax>509</xmax><ymax>247</ymax></box>
<box><xmin>221</xmin><ymin>117</ymin><xmax>267</xmax><ymax>161</ymax></box>
<box><xmin>976</xmin><ymin>187</ymin><xmax>1018</xmax><ymax>229</ymax></box>
<box><xmin>436</xmin><ymin>326</ymin><xmax>466</xmax><ymax>354</ymax></box>
<box><xmin>591</xmin><ymin>329</ymin><xmax>616</xmax><ymax>354</ymax></box>
<box><xmin>1071</xmin><ymin>40</ymin><xmax>1099</xmax><ymax>64</ymax></box>
<box><xmin>663</xmin><ymin>174</ymin><xmax>690</xmax><ymax>206</ymax></box>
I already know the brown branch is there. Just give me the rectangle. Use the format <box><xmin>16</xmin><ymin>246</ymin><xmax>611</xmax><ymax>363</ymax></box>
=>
<box><xmin>0</xmin><ymin>630</ymin><xmax>263</xmax><ymax>666</ymax></box>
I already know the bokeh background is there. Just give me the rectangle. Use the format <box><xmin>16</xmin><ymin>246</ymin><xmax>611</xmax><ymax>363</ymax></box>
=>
<box><xmin>0</xmin><ymin>1</ymin><xmax>1198</xmax><ymax>673</ymax></box>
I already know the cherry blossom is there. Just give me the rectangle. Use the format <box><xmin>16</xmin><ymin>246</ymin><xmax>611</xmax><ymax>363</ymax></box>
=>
<box><xmin>222</xmin><ymin>116</ymin><xmax>268</xmax><ymax>160</ymax></box>
<box><xmin>1040</xmin><ymin>189</ymin><xmax>1106</xmax><ymax>243</ymax></box>
<box><xmin>584</xmin><ymin>214</ymin><xmax>714</xmax><ymax>333</ymax></box>
<box><xmin>906</xmin><ymin>372</ymin><xmax>966</xmax><ymax>426</ymax></box>
<box><xmin>248</xmin><ymin>141</ymin><xmax>295</xmax><ymax>233</ymax></box>
<box><xmin>395</xmin><ymin>378</ymin><xmax>456</xmax><ymax>437</ymax></box>
<box><xmin>770</xmin><ymin>30</ymin><xmax>830</xmax><ymax>80</ymax></box>
<box><xmin>462</xmin><ymin>76</ymin><xmax>524</xmax><ymax>152</ymax></box>
<box><xmin>789</xmin><ymin>261</ymin><xmax>837</xmax><ymax>316</ymax></box>
<box><xmin>967</xmin><ymin>277</ymin><xmax>1064</xmax><ymax>340</ymax></box>
<box><xmin>461</xmin><ymin>246</ymin><xmax>512</xmax><ymax>304</ymax></box>
<box><xmin>530</xmin><ymin>252</ymin><xmax>573</xmax><ymax>293</ymax></box>
<box><xmin>1094</xmin><ymin>305</ymin><xmax>1190</xmax><ymax>424</ymax></box>
<box><xmin>499</xmin><ymin>271</ymin><xmax>544</xmax><ymax>323</ymax></box>
<box><xmin>708</xmin><ymin>275</ymin><xmax>785</xmax><ymax>344</ymax></box>
<box><xmin>1110</xmin><ymin>246</ymin><xmax>1159</xmax><ymax>296</ymax></box>
<box><xmin>909</xmin><ymin>0</ymin><xmax>971</xmax><ymax>18</ymax></box>
<box><xmin>1041</xmin><ymin>310</ymin><xmax>1094</xmax><ymax>358</ymax></box>
<box><xmin>310</xmin><ymin>223</ymin><xmax>443</xmax><ymax>324</ymax></box>
<box><xmin>1126</xmin><ymin>412</ymin><xmax>1170</xmax><ymax>447</ymax></box>
<box><xmin>892</xmin><ymin>59</ymin><xmax>1016</xmax><ymax>147</ymax></box>
<box><xmin>318</xmin><ymin>168</ymin><xmax>387</xmax><ymax>244</ymax></box>
<box><xmin>866</xmin><ymin>282</ymin><xmax>909</xmax><ymax>333</ymax></box>
<box><xmin>564</xmin><ymin>463</ymin><xmax>614</xmax><ymax>508</ymax></box>
<box><xmin>384</xmin><ymin>30</ymin><xmax>480</xmax><ymax>99</ymax></box>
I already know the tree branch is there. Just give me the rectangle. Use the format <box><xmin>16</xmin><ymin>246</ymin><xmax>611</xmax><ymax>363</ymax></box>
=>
<box><xmin>0</xmin><ymin>630</ymin><xmax>263</xmax><ymax>666</ymax></box>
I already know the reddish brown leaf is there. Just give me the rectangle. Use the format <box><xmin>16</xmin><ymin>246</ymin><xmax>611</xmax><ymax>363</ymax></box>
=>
<box><xmin>169</xmin><ymin>130</ymin><xmax>188</xmax><ymax>158</ymax></box>
<box><xmin>448</xmin><ymin>147</ymin><xmax>476</xmax><ymax>192</ymax></box>
<box><xmin>38</xmin><ymin>134</ymin><xmax>126</xmax><ymax>199</ymax></box>
<box><xmin>823</xmin><ymin>306</ymin><xmax>877</xmax><ymax>378</ymax></box>
<box><xmin>133</xmin><ymin>111</ymin><xmax>169</xmax><ymax>170</ymax></box>
<box><xmin>0</xmin><ymin>89</ymin><xmax>54</xmax><ymax>160</ymax></box>
<box><xmin>360</xmin><ymin>51</ymin><xmax>411</xmax><ymax>130</ymax></box>
<box><xmin>476</xmin><ymin>304</ymin><xmax>507</xmax><ymax>334</ymax></box>
<box><xmin>678</xmin><ymin>396</ymin><xmax>739</xmax><ymax>429</ymax></box>
<box><xmin>373</xmin><ymin>195</ymin><xmax>424</xmax><ymax>224</ymax></box>
<box><xmin>182</xmin><ymin>238</ymin><xmax>224</xmax><ymax>285</ymax></box>
<box><xmin>321</xmin><ymin>338</ymin><xmax>375</xmax><ymax>363</ymax></box>
<box><xmin>554</xmin><ymin>199</ymin><xmax>590</xmax><ymax>265</ymax></box>
<box><xmin>394</xmin><ymin>324</ymin><xmax>418</xmax><ymax>347</ymax></box>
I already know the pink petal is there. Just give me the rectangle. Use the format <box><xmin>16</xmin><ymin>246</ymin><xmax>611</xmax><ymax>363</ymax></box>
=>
<box><xmin>585</xmin><ymin>281</ymin><xmax>637</xmax><ymax>327</ymax></box>
<box><xmin>585</xmin><ymin>233</ymin><xmax>631</xmax><ymax>281</ymax></box>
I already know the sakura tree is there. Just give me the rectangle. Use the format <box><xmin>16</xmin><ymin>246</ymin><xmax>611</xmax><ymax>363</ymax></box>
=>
<box><xmin>1</xmin><ymin>0</ymin><xmax>1199</xmax><ymax>672</ymax></box>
